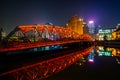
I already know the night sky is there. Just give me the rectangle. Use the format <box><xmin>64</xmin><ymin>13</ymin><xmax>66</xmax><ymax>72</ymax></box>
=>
<box><xmin>0</xmin><ymin>0</ymin><xmax>120</xmax><ymax>34</ymax></box>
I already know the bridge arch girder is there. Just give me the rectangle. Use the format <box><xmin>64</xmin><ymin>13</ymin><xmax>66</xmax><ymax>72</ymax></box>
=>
<box><xmin>4</xmin><ymin>24</ymin><xmax>93</xmax><ymax>42</ymax></box>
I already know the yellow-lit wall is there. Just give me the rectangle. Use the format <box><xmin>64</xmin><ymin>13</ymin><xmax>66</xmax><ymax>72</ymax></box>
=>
<box><xmin>66</xmin><ymin>15</ymin><xmax>83</xmax><ymax>35</ymax></box>
<box><xmin>112</xmin><ymin>31</ymin><xmax>120</xmax><ymax>40</ymax></box>
<box><xmin>112</xmin><ymin>32</ymin><xmax>116</xmax><ymax>40</ymax></box>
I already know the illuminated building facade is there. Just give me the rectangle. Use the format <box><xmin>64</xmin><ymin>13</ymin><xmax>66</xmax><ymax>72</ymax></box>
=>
<box><xmin>88</xmin><ymin>21</ymin><xmax>95</xmax><ymax>34</ymax></box>
<box><xmin>66</xmin><ymin>14</ymin><xmax>84</xmax><ymax>35</ymax></box>
<box><xmin>112</xmin><ymin>25</ymin><xmax>120</xmax><ymax>40</ymax></box>
<box><xmin>98</xmin><ymin>29</ymin><xmax>114</xmax><ymax>40</ymax></box>
<box><xmin>87</xmin><ymin>20</ymin><xmax>96</xmax><ymax>40</ymax></box>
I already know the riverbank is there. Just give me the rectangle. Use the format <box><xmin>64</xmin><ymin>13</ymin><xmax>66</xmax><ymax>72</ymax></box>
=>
<box><xmin>95</xmin><ymin>40</ymin><xmax>120</xmax><ymax>47</ymax></box>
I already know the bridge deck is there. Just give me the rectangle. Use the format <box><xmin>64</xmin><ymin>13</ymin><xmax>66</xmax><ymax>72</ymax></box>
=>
<box><xmin>0</xmin><ymin>40</ymin><xmax>85</xmax><ymax>52</ymax></box>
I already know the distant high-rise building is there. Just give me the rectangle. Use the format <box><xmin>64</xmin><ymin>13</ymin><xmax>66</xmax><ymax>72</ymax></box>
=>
<box><xmin>94</xmin><ymin>25</ymin><xmax>100</xmax><ymax>34</ymax></box>
<box><xmin>83</xmin><ymin>22</ymin><xmax>89</xmax><ymax>34</ymax></box>
<box><xmin>66</xmin><ymin>14</ymin><xmax>84</xmax><ymax>35</ymax></box>
<box><xmin>88</xmin><ymin>20</ymin><xmax>95</xmax><ymax>34</ymax></box>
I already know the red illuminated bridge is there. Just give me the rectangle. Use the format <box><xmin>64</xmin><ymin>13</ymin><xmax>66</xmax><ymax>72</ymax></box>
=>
<box><xmin>0</xmin><ymin>24</ymin><xmax>93</xmax><ymax>52</ymax></box>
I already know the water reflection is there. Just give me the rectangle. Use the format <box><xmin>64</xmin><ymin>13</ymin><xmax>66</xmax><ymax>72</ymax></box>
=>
<box><xmin>76</xmin><ymin>46</ymin><xmax>120</xmax><ymax>66</ymax></box>
<box><xmin>6</xmin><ymin>45</ymin><xmax>62</xmax><ymax>55</ymax></box>
<box><xmin>33</xmin><ymin>45</ymin><xmax>62</xmax><ymax>52</ymax></box>
<box><xmin>0</xmin><ymin>46</ymin><xmax>94</xmax><ymax>80</ymax></box>
<box><xmin>90</xmin><ymin>46</ymin><xmax>120</xmax><ymax>64</ymax></box>
<box><xmin>45</xmin><ymin>46</ymin><xmax>120</xmax><ymax>80</ymax></box>
<box><xmin>88</xmin><ymin>49</ymin><xmax>95</xmax><ymax>62</ymax></box>
<box><xmin>96</xmin><ymin>46</ymin><xmax>112</xmax><ymax>56</ymax></box>
<box><xmin>75</xmin><ymin>49</ymin><xmax>95</xmax><ymax>66</ymax></box>
<box><xmin>95</xmin><ymin>46</ymin><xmax>120</xmax><ymax>57</ymax></box>
<box><xmin>75</xmin><ymin>57</ymin><xmax>86</xmax><ymax>66</ymax></box>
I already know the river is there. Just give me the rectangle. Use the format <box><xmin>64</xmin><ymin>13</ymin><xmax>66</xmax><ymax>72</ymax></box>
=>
<box><xmin>46</xmin><ymin>45</ymin><xmax>120</xmax><ymax>80</ymax></box>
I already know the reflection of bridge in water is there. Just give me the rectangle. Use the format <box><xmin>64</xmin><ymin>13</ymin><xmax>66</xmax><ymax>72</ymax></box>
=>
<box><xmin>0</xmin><ymin>24</ymin><xmax>94</xmax><ymax>80</ymax></box>
<box><xmin>0</xmin><ymin>46</ymin><xmax>94</xmax><ymax>80</ymax></box>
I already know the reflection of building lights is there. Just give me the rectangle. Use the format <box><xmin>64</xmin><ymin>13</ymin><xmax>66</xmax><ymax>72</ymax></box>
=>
<box><xmin>112</xmin><ymin>48</ymin><xmax>116</xmax><ymax>56</ymax></box>
<box><xmin>88</xmin><ymin>59</ymin><xmax>94</xmax><ymax>62</ymax></box>
<box><xmin>98</xmin><ymin>52</ymin><xmax>111</xmax><ymax>56</ymax></box>
<box><xmin>118</xmin><ymin>51</ymin><xmax>120</xmax><ymax>54</ymax></box>
<box><xmin>98</xmin><ymin>46</ymin><xmax>104</xmax><ymax>50</ymax></box>
<box><xmin>88</xmin><ymin>50</ymin><xmax>94</xmax><ymax>63</ymax></box>
<box><xmin>106</xmin><ymin>48</ymin><xmax>112</xmax><ymax>51</ymax></box>
<box><xmin>116</xmin><ymin>58</ymin><xmax>120</xmax><ymax>64</ymax></box>
<box><xmin>118</xmin><ymin>62</ymin><xmax>120</xmax><ymax>64</ymax></box>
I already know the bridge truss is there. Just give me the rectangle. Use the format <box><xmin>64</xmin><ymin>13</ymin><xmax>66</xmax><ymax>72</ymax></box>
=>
<box><xmin>0</xmin><ymin>24</ymin><xmax>93</xmax><ymax>52</ymax></box>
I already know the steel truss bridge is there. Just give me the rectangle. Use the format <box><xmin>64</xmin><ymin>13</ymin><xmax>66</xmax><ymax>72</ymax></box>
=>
<box><xmin>0</xmin><ymin>24</ymin><xmax>93</xmax><ymax>52</ymax></box>
<box><xmin>0</xmin><ymin>46</ymin><xmax>94</xmax><ymax>80</ymax></box>
<box><xmin>0</xmin><ymin>24</ymin><xmax>94</xmax><ymax>80</ymax></box>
